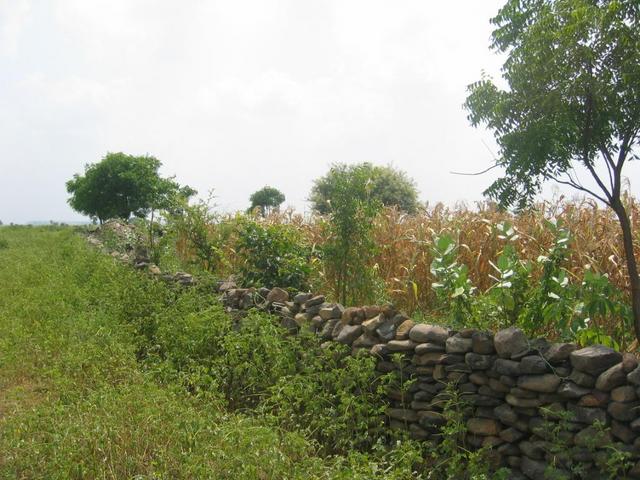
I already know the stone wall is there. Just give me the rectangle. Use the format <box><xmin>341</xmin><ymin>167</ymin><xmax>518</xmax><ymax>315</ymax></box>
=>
<box><xmin>222</xmin><ymin>285</ymin><xmax>640</xmax><ymax>480</ymax></box>
<box><xmin>85</xmin><ymin>223</ymin><xmax>640</xmax><ymax>479</ymax></box>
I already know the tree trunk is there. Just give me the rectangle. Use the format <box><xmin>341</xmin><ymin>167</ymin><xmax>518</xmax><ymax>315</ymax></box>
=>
<box><xmin>612</xmin><ymin>200</ymin><xmax>640</xmax><ymax>344</ymax></box>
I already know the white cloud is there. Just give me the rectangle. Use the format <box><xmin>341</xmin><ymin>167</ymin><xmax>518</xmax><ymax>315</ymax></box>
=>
<box><xmin>9</xmin><ymin>0</ymin><xmax>605</xmax><ymax>224</ymax></box>
<box><xmin>0</xmin><ymin>0</ymin><xmax>31</xmax><ymax>56</ymax></box>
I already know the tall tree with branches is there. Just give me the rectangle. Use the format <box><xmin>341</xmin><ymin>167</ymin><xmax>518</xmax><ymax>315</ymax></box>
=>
<box><xmin>465</xmin><ymin>0</ymin><xmax>640</xmax><ymax>341</ymax></box>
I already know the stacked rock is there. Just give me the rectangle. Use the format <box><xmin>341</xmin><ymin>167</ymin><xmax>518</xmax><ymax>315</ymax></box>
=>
<box><xmin>221</xmin><ymin>286</ymin><xmax>640</xmax><ymax>479</ymax></box>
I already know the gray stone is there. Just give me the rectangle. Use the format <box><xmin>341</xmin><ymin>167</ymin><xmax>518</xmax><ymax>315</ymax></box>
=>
<box><xmin>574</xmin><ymin>425</ymin><xmax>613</xmax><ymax>448</ymax></box>
<box><xmin>370</xmin><ymin>343</ymin><xmax>389</xmax><ymax>358</ymax></box>
<box><xmin>363</xmin><ymin>305</ymin><xmax>382</xmax><ymax>319</ymax></box>
<box><xmin>320</xmin><ymin>319</ymin><xmax>338</xmax><ymax>340</ymax></box>
<box><xmin>467</xmin><ymin>418</ymin><xmax>501</xmax><ymax>436</ymax></box>
<box><xmin>415</xmin><ymin>342</ymin><xmax>445</xmax><ymax>355</ymax></box>
<box><xmin>376</xmin><ymin>320</ymin><xmax>398</xmax><ymax>342</ymax></box>
<box><xmin>500</xmin><ymin>427</ymin><xmax>525</xmax><ymax>443</ymax></box>
<box><xmin>319</xmin><ymin>304</ymin><xmax>344</xmax><ymax>320</ymax></box>
<box><xmin>612</xmin><ymin>385</ymin><xmax>637</xmax><ymax>403</ymax></box>
<box><xmin>445</xmin><ymin>335</ymin><xmax>473</xmax><ymax>354</ymax></box>
<box><xmin>469</xmin><ymin>372</ymin><xmax>489</xmax><ymax>385</ymax></box>
<box><xmin>266</xmin><ymin>287</ymin><xmax>289</xmax><ymax>304</ymax></box>
<box><xmin>471</xmin><ymin>331</ymin><xmax>495</xmax><ymax>354</ymax></box>
<box><xmin>387</xmin><ymin>339</ymin><xmax>417</xmax><ymax>352</ymax></box>
<box><xmin>494</xmin><ymin>326</ymin><xmax>529</xmax><ymax>359</ymax></box>
<box><xmin>386</xmin><ymin>408</ymin><xmax>418</xmax><ymax>422</ymax></box>
<box><xmin>628</xmin><ymin>366</ymin><xmax>640</xmax><ymax>386</ymax></box>
<box><xmin>521</xmin><ymin>456</ymin><xmax>548</xmax><ymax>480</ymax></box>
<box><xmin>395</xmin><ymin>319</ymin><xmax>415</xmax><ymax>340</ymax></box>
<box><xmin>596</xmin><ymin>362</ymin><xmax>627</xmax><ymax>391</ymax></box>
<box><xmin>505</xmin><ymin>394</ymin><xmax>542</xmax><ymax>408</ymax></box>
<box><xmin>413</xmin><ymin>352</ymin><xmax>444</xmax><ymax>366</ymax></box>
<box><xmin>510</xmin><ymin>387</ymin><xmax>538</xmax><ymax>399</ymax></box>
<box><xmin>608</xmin><ymin>401</ymin><xmax>640</xmax><ymax>422</ymax></box>
<box><xmin>409</xmin><ymin>324</ymin><xmax>449</xmax><ymax>344</ymax></box>
<box><xmin>304</xmin><ymin>295</ymin><xmax>325</xmax><ymax>308</ymax></box>
<box><xmin>543</xmin><ymin>342</ymin><xmax>577</xmax><ymax>364</ymax></box>
<box><xmin>341</xmin><ymin>306</ymin><xmax>365</xmax><ymax>324</ymax></box>
<box><xmin>489</xmin><ymin>378</ymin><xmax>511</xmax><ymax>393</ymax></box>
<box><xmin>570</xmin><ymin>345</ymin><xmax>622</xmax><ymax>375</ymax></box>
<box><xmin>494</xmin><ymin>403</ymin><xmax>518</xmax><ymax>424</ymax></box>
<box><xmin>578</xmin><ymin>390</ymin><xmax>609</xmax><ymax>408</ymax></box>
<box><xmin>519</xmin><ymin>440</ymin><xmax>546</xmax><ymax>460</ymax></box>
<box><xmin>612</xmin><ymin>420</ymin><xmax>637</xmax><ymax>443</ymax></box>
<box><xmin>293</xmin><ymin>292</ymin><xmax>313</xmax><ymax>304</ymax></box>
<box><xmin>568</xmin><ymin>403</ymin><xmax>608</xmax><ymax>424</ymax></box>
<box><xmin>362</xmin><ymin>314</ymin><xmax>384</xmax><ymax>333</ymax></box>
<box><xmin>352</xmin><ymin>333</ymin><xmax>378</xmax><ymax>349</ymax></box>
<box><xmin>622</xmin><ymin>353</ymin><xmax>639</xmax><ymax>373</ymax></box>
<box><xmin>336</xmin><ymin>325</ymin><xmax>363</xmax><ymax>345</ymax></box>
<box><xmin>465</xmin><ymin>352</ymin><xmax>495</xmax><ymax>370</ymax></box>
<box><xmin>570</xmin><ymin>369</ymin><xmax>596</xmax><ymax>388</ymax></box>
<box><xmin>557</xmin><ymin>381</ymin><xmax>591</xmax><ymax>399</ymax></box>
<box><xmin>418</xmin><ymin>411</ymin><xmax>446</xmax><ymax>428</ymax></box>
<box><xmin>494</xmin><ymin>358</ymin><xmax>521</xmax><ymax>376</ymax></box>
<box><xmin>519</xmin><ymin>355</ymin><xmax>550</xmax><ymax>374</ymax></box>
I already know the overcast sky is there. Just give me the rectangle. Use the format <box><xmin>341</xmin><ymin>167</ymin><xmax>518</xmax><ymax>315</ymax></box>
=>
<box><xmin>1</xmin><ymin>1</ymin><xmax>636</xmax><ymax>224</ymax></box>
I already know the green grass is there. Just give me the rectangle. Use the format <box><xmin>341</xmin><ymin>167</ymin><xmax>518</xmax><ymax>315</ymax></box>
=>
<box><xmin>0</xmin><ymin>227</ymin><xmax>401</xmax><ymax>479</ymax></box>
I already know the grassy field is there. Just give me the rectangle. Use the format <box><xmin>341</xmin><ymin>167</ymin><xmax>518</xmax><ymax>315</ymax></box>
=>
<box><xmin>0</xmin><ymin>227</ymin><xmax>419</xmax><ymax>479</ymax></box>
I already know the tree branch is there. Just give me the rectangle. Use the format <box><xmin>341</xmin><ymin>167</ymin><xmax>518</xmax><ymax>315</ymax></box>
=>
<box><xmin>551</xmin><ymin>174</ymin><xmax>611</xmax><ymax>206</ymax></box>
<box><xmin>450</xmin><ymin>163</ymin><xmax>500</xmax><ymax>176</ymax></box>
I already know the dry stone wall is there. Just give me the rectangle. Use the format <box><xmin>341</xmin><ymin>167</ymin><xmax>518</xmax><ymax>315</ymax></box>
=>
<box><xmin>223</xmin><ymin>285</ymin><xmax>640</xmax><ymax>480</ymax></box>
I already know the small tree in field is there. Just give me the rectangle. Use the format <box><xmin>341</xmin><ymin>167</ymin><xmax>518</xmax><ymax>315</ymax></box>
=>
<box><xmin>248</xmin><ymin>186</ymin><xmax>285</xmax><ymax>216</ymax></box>
<box><xmin>66</xmin><ymin>152</ymin><xmax>189</xmax><ymax>224</ymax></box>
<box><xmin>465</xmin><ymin>0</ymin><xmax>640</xmax><ymax>341</ymax></box>
<box><xmin>310</xmin><ymin>163</ymin><xmax>420</xmax><ymax>215</ymax></box>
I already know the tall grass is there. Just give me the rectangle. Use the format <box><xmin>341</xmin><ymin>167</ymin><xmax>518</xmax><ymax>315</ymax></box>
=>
<box><xmin>170</xmin><ymin>195</ymin><xmax>638</xmax><ymax>341</ymax></box>
<box><xmin>0</xmin><ymin>227</ymin><xmax>423</xmax><ymax>479</ymax></box>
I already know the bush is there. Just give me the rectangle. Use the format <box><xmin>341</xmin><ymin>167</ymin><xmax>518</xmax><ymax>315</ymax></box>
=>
<box><xmin>263</xmin><ymin>343</ymin><xmax>392</xmax><ymax>454</ymax></box>
<box><xmin>236</xmin><ymin>217</ymin><xmax>312</xmax><ymax>290</ymax></box>
<box><xmin>319</xmin><ymin>164</ymin><xmax>383</xmax><ymax>305</ymax></box>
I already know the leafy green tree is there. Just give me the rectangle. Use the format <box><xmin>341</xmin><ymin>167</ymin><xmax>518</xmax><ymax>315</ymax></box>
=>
<box><xmin>310</xmin><ymin>163</ymin><xmax>420</xmax><ymax>214</ymax></box>
<box><xmin>248</xmin><ymin>186</ymin><xmax>285</xmax><ymax>216</ymax></box>
<box><xmin>465</xmin><ymin>0</ymin><xmax>640</xmax><ymax>340</ymax></box>
<box><xmin>66</xmin><ymin>152</ymin><xmax>191</xmax><ymax>224</ymax></box>
<box><xmin>320</xmin><ymin>164</ymin><xmax>382</xmax><ymax>305</ymax></box>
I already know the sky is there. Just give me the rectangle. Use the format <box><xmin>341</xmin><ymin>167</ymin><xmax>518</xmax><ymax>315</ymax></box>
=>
<box><xmin>0</xmin><ymin>0</ymin><xmax>636</xmax><ymax>224</ymax></box>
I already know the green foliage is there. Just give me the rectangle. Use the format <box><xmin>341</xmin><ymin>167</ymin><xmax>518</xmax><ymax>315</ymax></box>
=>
<box><xmin>66</xmin><ymin>152</ymin><xmax>193</xmax><ymax>223</ymax></box>
<box><xmin>319</xmin><ymin>164</ymin><xmax>384</xmax><ymax>305</ymax></box>
<box><xmin>0</xmin><ymin>237</ymin><xmax>8</xmax><ymax>249</ymax></box>
<box><xmin>538</xmin><ymin>409</ymin><xmax>634</xmax><ymax>479</ymax></box>
<box><xmin>430</xmin><ymin>233</ymin><xmax>477</xmax><ymax>325</ymax></box>
<box><xmin>247</xmin><ymin>186</ymin><xmax>286</xmax><ymax>216</ymax></box>
<box><xmin>310</xmin><ymin>162</ymin><xmax>420</xmax><ymax>215</ymax></box>
<box><xmin>167</xmin><ymin>195</ymin><xmax>230</xmax><ymax>273</ymax></box>
<box><xmin>483</xmin><ymin>223</ymin><xmax>532</xmax><ymax>326</ymax></box>
<box><xmin>465</xmin><ymin>0</ymin><xmax>640</xmax><ymax>341</ymax></box>
<box><xmin>0</xmin><ymin>227</ymin><xmax>423</xmax><ymax>479</ymax></box>
<box><xmin>428</xmin><ymin>222</ymin><xmax>632</xmax><ymax>344</ymax></box>
<box><xmin>429</xmin><ymin>385</ymin><xmax>510</xmax><ymax>480</ymax></box>
<box><xmin>264</xmin><ymin>343</ymin><xmax>392</xmax><ymax>454</ymax></box>
<box><xmin>236</xmin><ymin>217</ymin><xmax>312</xmax><ymax>290</ymax></box>
<box><xmin>465</xmin><ymin>0</ymin><xmax>640</xmax><ymax>210</ymax></box>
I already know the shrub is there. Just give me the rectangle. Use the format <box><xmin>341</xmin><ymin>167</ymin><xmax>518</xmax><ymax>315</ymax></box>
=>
<box><xmin>236</xmin><ymin>217</ymin><xmax>312</xmax><ymax>290</ymax></box>
<box><xmin>320</xmin><ymin>164</ymin><xmax>383</xmax><ymax>305</ymax></box>
<box><xmin>263</xmin><ymin>343</ymin><xmax>392</xmax><ymax>454</ymax></box>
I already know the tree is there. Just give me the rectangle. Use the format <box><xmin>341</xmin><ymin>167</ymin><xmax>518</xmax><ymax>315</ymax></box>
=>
<box><xmin>464</xmin><ymin>0</ymin><xmax>640</xmax><ymax>340</ymax></box>
<box><xmin>66</xmin><ymin>152</ymin><xmax>191</xmax><ymax>224</ymax></box>
<box><xmin>319</xmin><ymin>163</ymin><xmax>382</xmax><ymax>305</ymax></box>
<box><xmin>247</xmin><ymin>186</ymin><xmax>285</xmax><ymax>216</ymax></box>
<box><xmin>309</xmin><ymin>163</ymin><xmax>420</xmax><ymax>214</ymax></box>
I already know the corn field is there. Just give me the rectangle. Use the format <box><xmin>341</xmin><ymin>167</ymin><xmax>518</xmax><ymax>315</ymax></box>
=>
<box><xmin>173</xmin><ymin>195</ymin><xmax>639</xmax><ymax>344</ymax></box>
